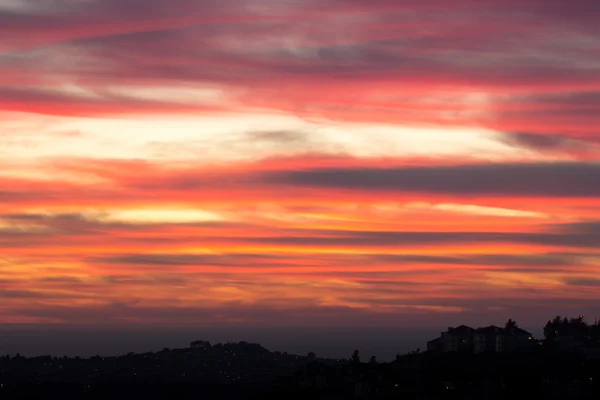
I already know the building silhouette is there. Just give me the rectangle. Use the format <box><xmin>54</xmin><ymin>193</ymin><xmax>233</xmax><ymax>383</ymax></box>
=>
<box><xmin>428</xmin><ymin>324</ymin><xmax>534</xmax><ymax>353</ymax></box>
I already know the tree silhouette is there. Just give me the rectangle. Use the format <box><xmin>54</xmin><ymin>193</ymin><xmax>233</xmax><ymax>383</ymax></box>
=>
<box><xmin>591</xmin><ymin>320</ymin><xmax>600</xmax><ymax>341</ymax></box>
<box><xmin>505</xmin><ymin>319</ymin><xmax>518</xmax><ymax>330</ymax></box>
<box><xmin>544</xmin><ymin>320</ymin><xmax>557</xmax><ymax>342</ymax></box>
<box><xmin>351</xmin><ymin>350</ymin><xmax>360</xmax><ymax>364</ymax></box>
<box><xmin>568</xmin><ymin>316</ymin><xmax>588</xmax><ymax>337</ymax></box>
<box><xmin>369</xmin><ymin>356</ymin><xmax>377</xmax><ymax>364</ymax></box>
<box><xmin>543</xmin><ymin>315</ymin><xmax>592</xmax><ymax>342</ymax></box>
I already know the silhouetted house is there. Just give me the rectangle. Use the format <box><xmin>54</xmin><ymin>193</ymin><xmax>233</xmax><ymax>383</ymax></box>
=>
<box><xmin>474</xmin><ymin>325</ymin><xmax>533</xmax><ymax>353</ymax></box>
<box><xmin>499</xmin><ymin>326</ymin><xmax>533</xmax><ymax>352</ymax></box>
<box><xmin>190</xmin><ymin>340</ymin><xmax>211</xmax><ymax>349</ymax></box>
<box><xmin>427</xmin><ymin>337</ymin><xmax>443</xmax><ymax>352</ymax></box>
<box><xmin>443</xmin><ymin>325</ymin><xmax>477</xmax><ymax>352</ymax></box>
<box><xmin>428</xmin><ymin>324</ymin><xmax>534</xmax><ymax>353</ymax></box>
<box><xmin>428</xmin><ymin>325</ymin><xmax>477</xmax><ymax>352</ymax></box>
<box><xmin>474</xmin><ymin>326</ymin><xmax>503</xmax><ymax>353</ymax></box>
<box><xmin>296</xmin><ymin>361</ymin><xmax>331</xmax><ymax>391</ymax></box>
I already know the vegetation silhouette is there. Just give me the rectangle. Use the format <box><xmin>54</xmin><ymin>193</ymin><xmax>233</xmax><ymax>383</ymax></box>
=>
<box><xmin>505</xmin><ymin>318</ymin><xmax>517</xmax><ymax>330</ymax></box>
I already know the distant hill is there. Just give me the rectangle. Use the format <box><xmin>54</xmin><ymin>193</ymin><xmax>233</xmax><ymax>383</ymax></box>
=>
<box><xmin>0</xmin><ymin>340</ymin><xmax>598</xmax><ymax>399</ymax></box>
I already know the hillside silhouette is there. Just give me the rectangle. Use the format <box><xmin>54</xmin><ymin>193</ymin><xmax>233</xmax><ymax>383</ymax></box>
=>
<box><xmin>0</xmin><ymin>316</ymin><xmax>598</xmax><ymax>399</ymax></box>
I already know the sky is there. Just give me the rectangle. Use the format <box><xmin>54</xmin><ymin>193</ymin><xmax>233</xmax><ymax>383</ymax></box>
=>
<box><xmin>1</xmin><ymin>0</ymin><xmax>600</xmax><ymax>359</ymax></box>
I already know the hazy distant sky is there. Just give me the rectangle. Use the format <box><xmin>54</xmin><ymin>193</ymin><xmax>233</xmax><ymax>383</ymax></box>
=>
<box><xmin>1</xmin><ymin>0</ymin><xmax>600</xmax><ymax>356</ymax></box>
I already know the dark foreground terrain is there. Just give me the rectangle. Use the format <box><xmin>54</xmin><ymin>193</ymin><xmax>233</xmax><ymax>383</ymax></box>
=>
<box><xmin>1</xmin><ymin>341</ymin><xmax>599</xmax><ymax>399</ymax></box>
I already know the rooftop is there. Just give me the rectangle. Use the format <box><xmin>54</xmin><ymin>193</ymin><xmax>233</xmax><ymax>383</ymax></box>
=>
<box><xmin>447</xmin><ymin>325</ymin><xmax>477</xmax><ymax>334</ymax></box>
<box><xmin>476</xmin><ymin>326</ymin><xmax>503</xmax><ymax>335</ymax></box>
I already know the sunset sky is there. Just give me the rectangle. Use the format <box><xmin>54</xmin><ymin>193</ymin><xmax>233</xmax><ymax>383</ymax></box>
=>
<box><xmin>1</xmin><ymin>0</ymin><xmax>600</xmax><ymax>357</ymax></box>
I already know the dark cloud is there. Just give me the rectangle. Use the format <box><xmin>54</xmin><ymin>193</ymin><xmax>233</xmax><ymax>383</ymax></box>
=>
<box><xmin>521</xmin><ymin>92</ymin><xmax>600</xmax><ymax>108</ymax></box>
<box><xmin>53</xmin><ymin>19</ymin><xmax>598</xmax><ymax>88</ymax></box>
<box><xmin>550</xmin><ymin>221</ymin><xmax>600</xmax><ymax>235</ymax></box>
<box><xmin>93</xmin><ymin>254</ymin><xmax>222</xmax><ymax>266</ymax></box>
<box><xmin>0</xmin><ymin>85</ymin><xmax>221</xmax><ymax>116</ymax></box>
<box><xmin>1</xmin><ymin>213</ymin><xmax>51</xmax><ymax>221</ymax></box>
<box><xmin>0</xmin><ymin>289</ymin><xmax>70</xmax><ymax>299</ymax></box>
<box><xmin>37</xmin><ymin>276</ymin><xmax>83</xmax><ymax>283</ymax></box>
<box><xmin>100</xmin><ymin>275</ymin><xmax>188</xmax><ymax>286</ymax></box>
<box><xmin>564</xmin><ymin>278</ymin><xmax>600</xmax><ymax>287</ymax></box>
<box><xmin>89</xmin><ymin>253</ymin><xmax>291</xmax><ymax>268</ymax></box>
<box><xmin>11</xmin><ymin>295</ymin><xmax>600</xmax><ymax>326</ymax></box>
<box><xmin>57</xmin><ymin>226</ymin><xmax>598</xmax><ymax>250</ymax></box>
<box><xmin>0</xmin><ymin>213</ymin><xmax>110</xmax><ymax>235</ymax></box>
<box><xmin>228</xmin><ymin>229</ymin><xmax>600</xmax><ymax>249</ymax></box>
<box><xmin>367</xmin><ymin>253</ymin><xmax>581</xmax><ymax>267</ymax></box>
<box><xmin>336</xmin><ymin>294</ymin><xmax>600</xmax><ymax>313</ymax></box>
<box><xmin>261</xmin><ymin>162</ymin><xmax>600</xmax><ymax>197</ymax></box>
<box><xmin>0</xmin><ymin>0</ymin><xmax>241</xmax><ymax>38</ymax></box>
<box><xmin>498</xmin><ymin>132</ymin><xmax>595</xmax><ymax>152</ymax></box>
<box><xmin>13</xmin><ymin>302</ymin><xmax>376</xmax><ymax>326</ymax></box>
